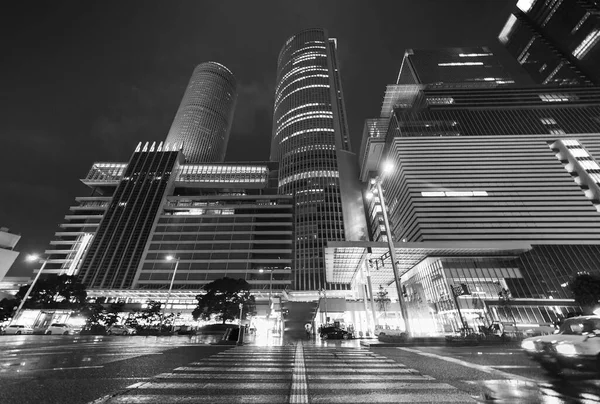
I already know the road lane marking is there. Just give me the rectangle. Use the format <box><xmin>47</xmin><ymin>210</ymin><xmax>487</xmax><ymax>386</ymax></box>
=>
<box><xmin>289</xmin><ymin>342</ymin><xmax>308</xmax><ymax>404</ymax></box>
<box><xmin>398</xmin><ymin>347</ymin><xmax>537</xmax><ymax>383</ymax></box>
<box><xmin>308</xmin><ymin>374</ymin><xmax>435</xmax><ymax>380</ymax></box>
<box><xmin>108</xmin><ymin>395</ymin><xmax>292</xmax><ymax>403</ymax></box>
<box><xmin>159</xmin><ymin>373</ymin><xmax>292</xmax><ymax>380</ymax></box>
<box><xmin>174</xmin><ymin>366</ymin><xmax>293</xmax><ymax>372</ymax></box>
<box><xmin>309</xmin><ymin>382</ymin><xmax>457</xmax><ymax>390</ymax></box>
<box><xmin>490</xmin><ymin>365</ymin><xmax>538</xmax><ymax>369</ymax></box>
<box><xmin>52</xmin><ymin>365</ymin><xmax>105</xmax><ymax>371</ymax></box>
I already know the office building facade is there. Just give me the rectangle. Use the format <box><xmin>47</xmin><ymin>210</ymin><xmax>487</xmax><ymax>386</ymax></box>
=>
<box><xmin>165</xmin><ymin>62</ymin><xmax>237</xmax><ymax>163</ymax></box>
<box><xmin>357</xmin><ymin>84</ymin><xmax>600</xmax><ymax>335</ymax></box>
<box><xmin>271</xmin><ymin>28</ymin><xmax>367</xmax><ymax>292</ymax></box>
<box><xmin>499</xmin><ymin>0</ymin><xmax>600</xmax><ymax>85</ymax></box>
<box><xmin>0</xmin><ymin>227</ymin><xmax>21</xmax><ymax>282</ymax></box>
<box><xmin>40</xmin><ymin>143</ymin><xmax>293</xmax><ymax>315</ymax></box>
<box><xmin>397</xmin><ymin>47</ymin><xmax>515</xmax><ymax>87</ymax></box>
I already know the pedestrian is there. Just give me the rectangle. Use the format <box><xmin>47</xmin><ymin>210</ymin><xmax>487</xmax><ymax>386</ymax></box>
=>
<box><xmin>305</xmin><ymin>323</ymin><xmax>312</xmax><ymax>339</ymax></box>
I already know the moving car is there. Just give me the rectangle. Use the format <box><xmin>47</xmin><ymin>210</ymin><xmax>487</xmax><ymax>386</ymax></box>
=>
<box><xmin>45</xmin><ymin>323</ymin><xmax>79</xmax><ymax>335</ymax></box>
<box><xmin>521</xmin><ymin>315</ymin><xmax>600</xmax><ymax>375</ymax></box>
<box><xmin>320</xmin><ymin>326</ymin><xmax>353</xmax><ymax>340</ymax></box>
<box><xmin>2</xmin><ymin>325</ymin><xmax>34</xmax><ymax>335</ymax></box>
<box><xmin>107</xmin><ymin>324</ymin><xmax>136</xmax><ymax>335</ymax></box>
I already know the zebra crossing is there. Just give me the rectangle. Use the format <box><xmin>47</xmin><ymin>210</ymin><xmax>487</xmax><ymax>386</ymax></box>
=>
<box><xmin>94</xmin><ymin>342</ymin><xmax>475</xmax><ymax>403</ymax></box>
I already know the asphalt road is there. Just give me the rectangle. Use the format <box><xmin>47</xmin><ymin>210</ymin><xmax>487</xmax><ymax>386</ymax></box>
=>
<box><xmin>1</xmin><ymin>335</ymin><xmax>599</xmax><ymax>403</ymax></box>
<box><xmin>0</xmin><ymin>334</ymin><xmax>229</xmax><ymax>404</ymax></box>
<box><xmin>376</xmin><ymin>345</ymin><xmax>600</xmax><ymax>403</ymax></box>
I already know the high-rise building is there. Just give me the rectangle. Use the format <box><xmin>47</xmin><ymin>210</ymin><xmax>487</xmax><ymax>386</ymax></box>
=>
<box><xmin>0</xmin><ymin>227</ymin><xmax>20</xmax><ymax>281</ymax></box>
<box><xmin>40</xmin><ymin>142</ymin><xmax>293</xmax><ymax>318</ymax></box>
<box><xmin>165</xmin><ymin>62</ymin><xmax>237</xmax><ymax>163</ymax></box>
<box><xmin>356</xmin><ymin>83</ymin><xmax>600</xmax><ymax>335</ymax></box>
<box><xmin>271</xmin><ymin>28</ymin><xmax>367</xmax><ymax>292</ymax></box>
<box><xmin>498</xmin><ymin>0</ymin><xmax>600</xmax><ymax>85</ymax></box>
<box><xmin>397</xmin><ymin>47</ymin><xmax>515</xmax><ymax>87</ymax></box>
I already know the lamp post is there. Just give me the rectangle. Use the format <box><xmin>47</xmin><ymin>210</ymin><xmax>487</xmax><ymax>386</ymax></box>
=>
<box><xmin>10</xmin><ymin>254</ymin><xmax>49</xmax><ymax>326</ymax></box>
<box><xmin>161</xmin><ymin>255</ymin><xmax>180</xmax><ymax>332</ymax></box>
<box><xmin>237</xmin><ymin>302</ymin><xmax>244</xmax><ymax>346</ymax></box>
<box><xmin>368</xmin><ymin>162</ymin><xmax>411</xmax><ymax>336</ymax></box>
<box><xmin>320</xmin><ymin>288</ymin><xmax>328</xmax><ymax>326</ymax></box>
<box><xmin>259</xmin><ymin>268</ymin><xmax>274</xmax><ymax>319</ymax></box>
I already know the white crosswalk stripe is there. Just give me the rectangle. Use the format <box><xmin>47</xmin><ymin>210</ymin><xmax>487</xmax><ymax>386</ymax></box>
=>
<box><xmin>94</xmin><ymin>343</ymin><xmax>475</xmax><ymax>403</ymax></box>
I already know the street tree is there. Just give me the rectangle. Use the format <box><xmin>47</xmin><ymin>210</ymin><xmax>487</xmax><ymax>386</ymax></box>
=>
<box><xmin>0</xmin><ymin>298</ymin><xmax>18</xmax><ymax>322</ymax></box>
<box><xmin>498</xmin><ymin>287</ymin><xmax>517</xmax><ymax>325</ymax></box>
<box><xmin>126</xmin><ymin>300</ymin><xmax>164</xmax><ymax>330</ymax></box>
<box><xmin>15</xmin><ymin>274</ymin><xmax>87</xmax><ymax>310</ymax></box>
<box><xmin>192</xmin><ymin>277</ymin><xmax>256</xmax><ymax>324</ymax></box>
<box><xmin>569</xmin><ymin>273</ymin><xmax>600</xmax><ymax>314</ymax></box>
<box><xmin>80</xmin><ymin>301</ymin><xmax>124</xmax><ymax>332</ymax></box>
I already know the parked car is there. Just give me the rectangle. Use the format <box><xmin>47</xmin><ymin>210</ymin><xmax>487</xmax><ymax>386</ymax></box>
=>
<box><xmin>107</xmin><ymin>324</ymin><xmax>136</xmax><ymax>335</ymax></box>
<box><xmin>521</xmin><ymin>315</ymin><xmax>600</xmax><ymax>375</ymax></box>
<box><xmin>2</xmin><ymin>325</ymin><xmax>34</xmax><ymax>335</ymax></box>
<box><xmin>45</xmin><ymin>323</ymin><xmax>79</xmax><ymax>335</ymax></box>
<box><xmin>320</xmin><ymin>326</ymin><xmax>353</xmax><ymax>340</ymax></box>
<box><xmin>375</xmin><ymin>325</ymin><xmax>405</xmax><ymax>337</ymax></box>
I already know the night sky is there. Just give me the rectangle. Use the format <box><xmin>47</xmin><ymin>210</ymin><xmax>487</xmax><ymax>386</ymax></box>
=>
<box><xmin>1</xmin><ymin>0</ymin><xmax>517</xmax><ymax>277</ymax></box>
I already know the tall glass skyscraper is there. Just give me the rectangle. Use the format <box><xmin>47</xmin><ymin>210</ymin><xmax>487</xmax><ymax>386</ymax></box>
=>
<box><xmin>272</xmin><ymin>28</ymin><xmax>367</xmax><ymax>291</ymax></box>
<box><xmin>165</xmin><ymin>62</ymin><xmax>237</xmax><ymax>163</ymax></box>
<box><xmin>498</xmin><ymin>0</ymin><xmax>600</xmax><ymax>85</ymax></box>
<box><xmin>397</xmin><ymin>47</ymin><xmax>515</xmax><ymax>87</ymax></box>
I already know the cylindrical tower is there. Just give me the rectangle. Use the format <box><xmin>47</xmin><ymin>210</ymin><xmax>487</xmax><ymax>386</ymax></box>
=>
<box><xmin>271</xmin><ymin>28</ymin><xmax>352</xmax><ymax>291</ymax></box>
<box><xmin>166</xmin><ymin>62</ymin><xmax>237</xmax><ymax>163</ymax></box>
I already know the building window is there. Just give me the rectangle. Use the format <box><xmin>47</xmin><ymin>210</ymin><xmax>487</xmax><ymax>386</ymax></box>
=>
<box><xmin>426</xmin><ymin>97</ymin><xmax>454</xmax><ymax>105</ymax></box>
<box><xmin>540</xmin><ymin>118</ymin><xmax>557</xmax><ymax>125</ymax></box>
<box><xmin>573</xmin><ymin>29</ymin><xmax>600</xmax><ymax>59</ymax></box>
<box><xmin>539</xmin><ymin>94</ymin><xmax>578</xmax><ymax>102</ymax></box>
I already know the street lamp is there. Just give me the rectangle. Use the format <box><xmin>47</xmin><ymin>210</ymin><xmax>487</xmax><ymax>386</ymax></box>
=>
<box><xmin>10</xmin><ymin>254</ymin><xmax>49</xmax><ymax>326</ymax></box>
<box><xmin>369</xmin><ymin>162</ymin><xmax>412</xmax><ymax>336</ymax></box>
<box><xmin>161</xmin><ymin>255</ymin><xmax>180</xmax><ymax>332</ymax></box>
<box><xmin>319</xmin><ymin>288</ymin><xmax>328</xmax><ymax>326</ymax></box>
<box><xmin>259</xmin><ymin>268</ymin><xmax>274</xmax><ymax>318</ymax></box>
<box><xmin>237</xmin><ymin>302</ymin><xmax>244</xmax><ymax>346</ymax></box>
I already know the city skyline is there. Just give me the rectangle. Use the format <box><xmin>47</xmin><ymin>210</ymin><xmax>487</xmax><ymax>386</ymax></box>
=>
<box><xmin>1</xmin><ymin>0</ymin><xmax>517</xmax><ymax>277</ymax></box>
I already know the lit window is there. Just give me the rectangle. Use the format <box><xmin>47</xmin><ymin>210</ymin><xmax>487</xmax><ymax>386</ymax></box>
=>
<box><xmin>539</xmin><ymin>94</ymin><xmax>578</xmax><ymax>102</ymax></box>
<box><xmin>499</xmin><ymin>15</ymin><xmax>518</xmax><ymax>44</ymax></box>
<box><xmin>458</xmin><ymin>53</ymin><xmax>493</xmax><ymax>57</ymax></box>
<box><xmin>421</xmin><ymin>191</ymin><xmax>445</xmax><ymax>197</ymax></box>
<box><xmin>516</xmin><ymin>0</ymin><xmax>534</xmax><ymax>12</ymax></box>
<box><xmin>571</xmin><ymin>12</ymin><xmax>591</xmax><ymax>35</ymax></box>
<box><xmin>421</xmin><ymin>191</ymin><xmax>488</xmax><ymax>197</ymax></box>
<box><xmin>573</xmin><ymin>29</ymin><xmax>600</xmax><ymax>59</ymax></box>
<box><xmin>540</xmin><ymin>117</ymin><xmax>557</xmax><ymax>125</ymax></box>
<box><xmin>549</xmin><ymin>128</ymin><xmax>566</xmax><ymax>135</ymax></box>
<box><xmin>570</xmin><ymin>148</ymin><xmax>590</xmax><ymax>158</ymax></box>
<box><xmin>426</xmin><ymin>97</ymin><xmax>454</xmax><ymax>105</ymax></box>
<box><xmin>437</xmin><ymin>62</ymin><xmax>484</xmax><ymax>66</ymax></box>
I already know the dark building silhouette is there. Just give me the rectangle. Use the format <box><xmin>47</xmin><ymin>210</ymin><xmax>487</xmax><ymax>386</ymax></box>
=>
<box><xmin>397</xmin><ymin>47</ymin><xmax>515</xmax><ymax>87</ymax></box>
<box><xmin>499</xmin><ymin>0</ymin><xmax>600</xmax><ymax>85</ymax></box>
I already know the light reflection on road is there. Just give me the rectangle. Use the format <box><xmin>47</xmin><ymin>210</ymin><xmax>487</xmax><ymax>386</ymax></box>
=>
<box><xmin>470</xmin><ymin>378</ymin><xmax>600</xmax><ymax>403</ymax></box>
<box><xmin>0</xmin><ymin>334</ymin><xmax>224</xmax><ymax>373</ymax></box>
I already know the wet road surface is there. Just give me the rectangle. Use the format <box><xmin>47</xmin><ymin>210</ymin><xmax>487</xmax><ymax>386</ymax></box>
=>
<box><xmin>1</xmin><ymin>334</ymin><xmax>599</xmax><ymax>403</ymax></box>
